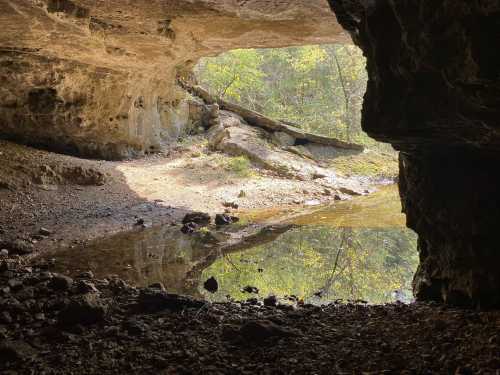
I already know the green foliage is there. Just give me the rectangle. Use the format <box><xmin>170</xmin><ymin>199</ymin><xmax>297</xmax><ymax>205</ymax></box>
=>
<box><xmin>222</xmin><ymin>155</ymin><xmax>252</xmax><ymax>177</ymax></box>
<box><xmin>196</xmin><ymin>44</ymin><xmax>392</xmax><ymax>153</ymax></box>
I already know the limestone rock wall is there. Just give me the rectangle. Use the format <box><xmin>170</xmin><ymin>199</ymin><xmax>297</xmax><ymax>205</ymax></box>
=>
<box><xmin>0</xmin><ymin>0</ymin><xmax>348</xmax><ymax>159</ymax></box>
<box><xmin>329</xmin><ymin>0</ymin><xmax>500</xmax><ymax>307</ymax></box>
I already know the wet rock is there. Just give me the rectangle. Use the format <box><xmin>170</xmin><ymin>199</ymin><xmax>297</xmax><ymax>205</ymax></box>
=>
<box><xmin>203</xmin><ymin>277</ymin><xmax>218</xmax><ymax>293</ymax></box>
<box><xmin>48</xmin><ymin>274</ymin><xmax>74</xmax><ymax>291</ymax></box>
<box><xmin>215</xmin><ymin>213</ymin><xmax>239</xmax><ymax>226</ymax></box>
<box><xmin>263</xmin><ymin>295</ymin><xmax>278</xmax><ymax>307</ymax></box>
<box><xmin>58</xmin><ymin>293</ymin><xmax>108</xmax><ymax>326</ymax></box>
<box><xmin>181</xmin><ymin>222</ymin><xmax>199</xmax><ymax>234</ymax></box>
<box><xmin>182</xmin><ymin>212</ymin><xmax>211</xmax><ymax>225</ymax></box>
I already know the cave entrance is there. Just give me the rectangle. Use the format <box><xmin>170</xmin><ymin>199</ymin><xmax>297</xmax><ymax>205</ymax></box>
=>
<box><xmin>36</xmin><ymin>45</ymin><xmax>418</xmax><ymax>305</ymax></box>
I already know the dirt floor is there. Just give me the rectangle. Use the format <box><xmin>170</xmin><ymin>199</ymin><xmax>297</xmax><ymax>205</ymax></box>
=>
<box><xmin>0</xmin><ymin>138</ymin><xmax>394</xmax><ymax>257</ymax></box>
<box><xmin>0</xmin><ymin>265</ymin><xmax>498</xmax><ymax>374</ymax></box>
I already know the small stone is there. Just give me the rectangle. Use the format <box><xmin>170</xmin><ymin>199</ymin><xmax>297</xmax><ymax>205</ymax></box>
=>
<box><xmin>263</xmin><ymin>295</ymin><xmax>278</xmax><ymax>307</ymax></box>
<box><xmin>58</xmin><ymin>293</ymin><xmax>108</xmax><ymax>326</ymax></box>
<box><xmin>7</xmin><ymin>279</ymin><xmax>23</xmax><ymax>291</ymax></box>
<box><xmin>181</xmin><ymin>222</ymin><xmax>199</xmax><ymax>234</ymax></box>
<box><xmin>215</xmin><ymin>213</ymin><xmax>239</xmax><ymax>226</ymax></box>
<box><xmin>49</xmin><ymin>274</ymin><xmax>74</xmax><ymax>291</ymax></box>
<box><xmin>75</xmin><ymin>280</ymin><xmax>99</xmax><ymax>294</ymax></box>
<box><xmin>77</xmin><ymin>271</ymin><xmax>94</xmax><ymax>279</ymax></box>
<box><xmin>182</xmin><ymin>212</ymin><xmax>211</xmax><ymax>225</ymax></box>
<box><xmin>39</xmin><ymin>227</ymin><xmax>52</xmax><ymax>236</ymax></box>
<box><xmin>222</xmin><ymin>201</ymin><xmax>239</xmax><ymax>209</ymax></box>
<box><xmin>148</xmin><ymin>282</ymin><xmax>166</xmax><ymax>291</ymax></box>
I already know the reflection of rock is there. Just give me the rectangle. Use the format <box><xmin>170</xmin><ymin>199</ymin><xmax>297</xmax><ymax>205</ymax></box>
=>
<box><xmin>37</xmin><ymin>223</ymin><xmax>294</xmax><ymax>300</ymax></box>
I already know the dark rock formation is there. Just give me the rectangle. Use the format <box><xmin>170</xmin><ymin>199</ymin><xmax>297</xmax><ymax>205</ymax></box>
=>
<box><xmin>328</xmin><ymin>0</ymin><xmax>500</xmax><ymax>307</ymax></box>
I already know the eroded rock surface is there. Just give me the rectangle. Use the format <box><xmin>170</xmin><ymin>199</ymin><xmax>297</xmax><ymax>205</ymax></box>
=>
<box><xmin>0</xmin><ymin>0</ymin><xmax>348</xmax><ymax>159</ymax></box>
<box><xmin>329</xmin><ymin>0</ymin><xmax>500</xmax><ymax>307</ymax></box>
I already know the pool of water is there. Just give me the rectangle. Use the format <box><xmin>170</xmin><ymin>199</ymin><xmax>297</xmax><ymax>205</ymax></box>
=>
<box><xmin>37</xmin><ymin>184</ymin><xmax>418</xmax><ymax>304</ymax></box>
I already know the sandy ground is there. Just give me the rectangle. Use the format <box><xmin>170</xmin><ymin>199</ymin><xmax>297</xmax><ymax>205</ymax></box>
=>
<box><xmin>0</xmin><ymin>138</ymin><xmax>381</xmax><ymax>256</ymax></box>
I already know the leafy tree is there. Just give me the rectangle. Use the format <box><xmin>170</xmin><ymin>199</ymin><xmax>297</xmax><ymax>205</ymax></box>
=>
<box><xmin>195</xmin><ymin>44</ymin><xmax>393</xmax><ymax>152</ymax></box>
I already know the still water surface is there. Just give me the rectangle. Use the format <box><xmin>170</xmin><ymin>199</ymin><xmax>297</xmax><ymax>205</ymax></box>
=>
<box><xmin>39</xmin><ymin>185</ymin><xmax>418</xmax><ymax>304</ymax></box>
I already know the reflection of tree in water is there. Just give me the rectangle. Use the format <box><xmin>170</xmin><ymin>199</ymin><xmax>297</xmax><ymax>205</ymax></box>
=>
<box><xmin>201</xmin><ymin>226</ymin><xmax>418</xmax><ymax>304</ymax></box>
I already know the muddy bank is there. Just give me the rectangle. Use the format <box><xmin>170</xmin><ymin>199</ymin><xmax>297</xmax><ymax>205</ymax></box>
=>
<box><xmin>0</xmin><ymin>264</ymin><xmax>498</xmax><ymax>374</ymax></box>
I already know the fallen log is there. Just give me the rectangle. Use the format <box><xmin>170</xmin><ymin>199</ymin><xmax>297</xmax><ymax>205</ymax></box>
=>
<box><xmin>179</xmin><ymin>81</ymin><xmax>364</xmax><ymax>151</ymax></box>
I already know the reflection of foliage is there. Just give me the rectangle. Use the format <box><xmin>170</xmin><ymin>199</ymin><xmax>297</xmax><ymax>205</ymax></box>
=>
<box><xmin>200</xmin><ymin>226</ymin><xmax>418</xmax><ymax>304</ymax></box>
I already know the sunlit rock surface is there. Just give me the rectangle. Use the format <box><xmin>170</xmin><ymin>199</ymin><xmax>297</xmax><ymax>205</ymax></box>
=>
<box><xmin>0</xmin><ymin>0</ymin><xmax>348</xmax><ymax>159</ymax></box>
<box><xmin>329</xmin><ymin>0</ymin><xmax>500</xmax><ymax>307</ymax></box>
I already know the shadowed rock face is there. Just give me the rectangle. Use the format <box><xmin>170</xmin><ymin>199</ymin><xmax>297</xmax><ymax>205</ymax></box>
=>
<box><xmin>328</xmin><ymin>0</ymin><xmax>500</xmax><ymax>307</ymax></box>
<box><xmin>0</xmin><ymin>0</ymin><xmax>348</xmax><ymax>159</ymax></box>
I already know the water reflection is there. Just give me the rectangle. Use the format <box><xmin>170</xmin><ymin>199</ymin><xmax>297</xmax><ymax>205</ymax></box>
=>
<box><xmin>201</xmin><ymin>226</ymin><xmax>417</xmax><ymax>304</ymax></box>
<box><xmin>37</xmin><ymin>185</ymin><xmax>418</xmax><ymax>304</ymax></box>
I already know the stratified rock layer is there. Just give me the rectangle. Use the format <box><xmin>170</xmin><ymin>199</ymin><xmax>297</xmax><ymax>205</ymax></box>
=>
<box><xmin>329</xmin><ymin>0</ymin><xmax>500</xmax><ymax>307</ymax></box>
<box><xmin>0</xmin><ymin>0</ymin><xmax>348</xmax><ymax>159</ymax></box>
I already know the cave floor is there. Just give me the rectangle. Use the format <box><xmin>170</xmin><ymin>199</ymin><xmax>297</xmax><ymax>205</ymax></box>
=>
<box><xmin>0</xmin><ymin>264</ymin><xmax>498</xmax><ymax>374</ymax></box>
<box><xmin>0</xmin><ymin>138</ymin><xmax>392</xmax><ymax>256</ymax></box>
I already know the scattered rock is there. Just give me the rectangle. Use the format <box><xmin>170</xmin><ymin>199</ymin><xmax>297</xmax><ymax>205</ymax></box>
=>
<box><xmin>182</xmin><ymin>212</ymin><xmax>211</xmax><ymax>225</ymax></box>
<box><xmin>148</xmin><ymin>282</ymin><xmax>166</xmax><ymax>291</ymax></box>
<box><xmin>204</xmin><ymin>277</ymin><xmax>218</xmax><ymax>293</ymax></box>
<box><xmin>39</xmin><ymin>227</ymin><xmax>52</xmax><ymax>236</ymax></box>
<box><xmin>58</xmin><ymin>293</ymin><xmax>108</xmax><ymax>326</ymax></box>
<box><xmin>0</xmin><ymin>340</ymin><xmax>36</xmax><ymax>362</ymax></box>
<box><xmin>263</xmin><ymin>295</ymin><xmax>278</xmax><ymax>307</ymax></box>
<box><xmin>215</xmin><ymin>213</ymin><xmax>239</xmax><ymax>226</ymax></box>
<box><xmin>48</xmin><ymin>274</ymin><xmax>73</xmax><ymax>291</ymax></box>
<box><xmin>181</xmin><ymin>222</ymin><xmax>199</xmax><ymax>234</ymax></box>
<box><xmin>222</xmin><ymin>201</ymin><xmax>239</xmax><ymax>209</ymax></box>
<box><xmin>134</xmin><ymin>218</ymin><xmax>145</xmax><ymax>226</ymax></box>
<box><xmin>7</xmin><ymin>240</ymin><xmax>34</xmax><ymax>255</ymax></box>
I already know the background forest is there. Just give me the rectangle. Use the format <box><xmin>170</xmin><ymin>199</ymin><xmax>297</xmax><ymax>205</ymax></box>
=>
<box><xmin>195</xmin><ymin>44</ymin><xmax>392</xmax><ymax>152</ymax></box>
